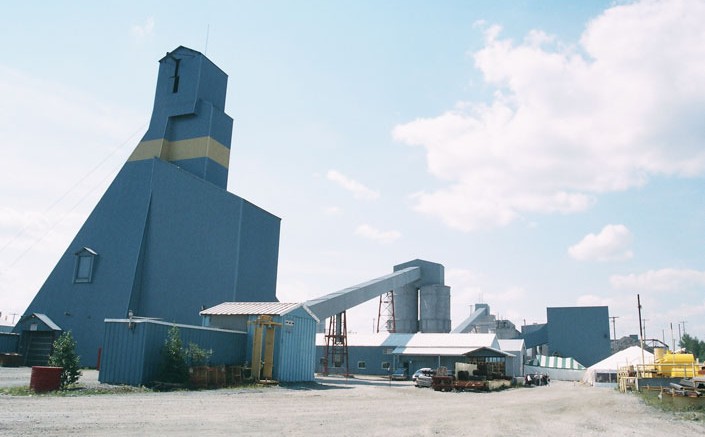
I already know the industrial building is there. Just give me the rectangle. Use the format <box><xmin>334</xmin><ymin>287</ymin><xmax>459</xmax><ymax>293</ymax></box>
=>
<box><xmin>521</xmin><ymin>306</ymin><xmax>611</xmax><ymax>368</ymax></box>
<box><xmin>12</xmin><ymin>46</ymin><xmax>280</xmax><ymax>367</ymax></box>
<box><xmin>315</xmin><ymin>333</ymin><xmax>523</xmax><ymax>379</ymax></box>
<box><xmin>0</xmin><ymin>46</ymin><xmax>614</xmax><ymax>386</ymax></box>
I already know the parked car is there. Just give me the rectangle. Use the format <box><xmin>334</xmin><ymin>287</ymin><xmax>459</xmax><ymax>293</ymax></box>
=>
<box><xmin>412</xmin><ymin>367</ymin><xmax>433</xmax><ymax>382</ymax></box>
<box><xmin>390</xmin><ymin>368</ymin><xmax>408</xmax><ymax>380</ymax></box>
<box><xmin>415</xmin><ymin>369</ymin><xmax>436</xmax><ymax>388</ymax></box>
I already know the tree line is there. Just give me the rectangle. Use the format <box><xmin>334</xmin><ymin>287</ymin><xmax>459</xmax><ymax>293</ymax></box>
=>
<box><xmin>679</xmin><ymin>333</ymin><xmax>705</xmax><ymax>361</ymax></box>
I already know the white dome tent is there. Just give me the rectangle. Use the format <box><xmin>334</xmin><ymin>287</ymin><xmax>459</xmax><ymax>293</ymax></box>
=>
<box><xmin>582</xmin><ymin>346</ymin><xmax>654</xmax><ymax>387</ymax></box>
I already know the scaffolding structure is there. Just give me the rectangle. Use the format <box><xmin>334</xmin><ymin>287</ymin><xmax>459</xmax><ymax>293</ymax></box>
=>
<box><xmin>376</xmin><ymin>290</ymin><xmax>396</xmax><ymax>333</ymax></box>
<box><xmin>323</xmin><ymin>311</ymin><xmax>349</xmax><ymax>376</ymax></box>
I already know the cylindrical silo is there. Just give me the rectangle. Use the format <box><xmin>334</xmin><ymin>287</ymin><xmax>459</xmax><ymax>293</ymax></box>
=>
<box><xmin>393</xmin><ymin>284</ymin><xmax>418</xmax><ymax>333</ymax></box>
<box><xmin>419</xmin><ymin>284</ymin><xmax>451</xmax><ymax>333</ymax></box>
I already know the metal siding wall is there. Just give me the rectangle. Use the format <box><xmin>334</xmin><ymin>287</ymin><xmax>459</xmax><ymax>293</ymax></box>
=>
<box><xmin>100</xmin><ymin>320</ymin><xmax>247</xmax><ymax>385</ymax></box>
<box><xmin>393</xmin><ymin>284</ymin><xmax>418</xmax><ymax>333</ymax></box>
<box><xmin>398</xmin><ymin>356</ymin><xmax>441</xmax><ymax>374</ymax></box>
<box><xmin>0</xmin><ymin>333</ymin><xmax>20</xmax><ymax>353</ymax></box>
<box><xmin>276</xmin><ymin>310</ymin><xmax>317</xmax><ymax>382</ymax></box>
<box><xmin>547</xmin><ymin>307</ymin><xmax>611</xmax><ymax>367</ymax></box>
<box><xmin>236</xmin><ymin>202</ymin><xmax>280</xmax><ymax>302</ymax></box>
<box><xmin>393</xmin><ymin>259</ymin><xmax>444</xmax><ymax>286</ymax></box>
<box><xmin>344</xmin><ymin>346</ymin><xmax>394</xmax><ymax>376</ymax></box>
<box><xmin>418</xmin><ymin>285</ymin><xmax>451</xmax><ymax>333</ymax></box>
<box><xmin>138</xmin><ymin>162</ymin><xmax>243</xmax><ymax>325</ymax></box>
<box><xmin>100</xmin><ymin>321</ymin><xmax>148</xmax><ymax>385</ymax></box>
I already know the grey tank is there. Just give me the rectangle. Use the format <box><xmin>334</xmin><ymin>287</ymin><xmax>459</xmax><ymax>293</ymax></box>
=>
<box><xmin>419</xmin><ymin>284</ymin><xmax>451</xmax><ymax>333</ymax></box>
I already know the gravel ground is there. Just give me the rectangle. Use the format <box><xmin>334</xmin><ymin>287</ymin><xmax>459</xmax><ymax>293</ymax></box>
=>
<box><xmin>1</xmin><ymin>368</ymin><xmax>704</xmax><ymax>436</ymax></box>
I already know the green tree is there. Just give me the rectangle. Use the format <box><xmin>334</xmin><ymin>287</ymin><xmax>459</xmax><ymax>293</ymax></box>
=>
<box><xmin>48</xmin><ymin>331</ymin><xmax>82</xmax><ymax>389</ymax></box>
<box><xmin>186</xmin><ymin>342</ymin><xmax>212</xmax><ymax>367</ymax></box>
<box><xmin>158</xmin><ymin>325</ymin><xmax>189</xmax><ymax>384</ymax></box>
<box><xmin>679</xmin><ymin>333</ymin><xmax>705</xmax><ymax>361</ymax></box>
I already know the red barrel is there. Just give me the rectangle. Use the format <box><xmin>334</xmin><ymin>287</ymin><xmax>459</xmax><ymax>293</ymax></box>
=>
<box><xmin>30</xmin><ymin>366</ymin><xmax>63</xmax><ymax>392</ymax></box>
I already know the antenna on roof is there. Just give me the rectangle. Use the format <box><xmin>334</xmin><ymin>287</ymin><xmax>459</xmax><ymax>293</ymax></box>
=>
<box><xmin>204</xmin><ymin>24</ymin><xmax>210</xmax><ymax>55</ymax></box>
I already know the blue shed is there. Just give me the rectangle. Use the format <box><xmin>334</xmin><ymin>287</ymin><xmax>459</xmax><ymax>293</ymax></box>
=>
<box><xmin>14</xmin><ymin>313</ymin><xmax>63</xmax><ymax>366</ymax></box>
<box><xmin>99</xmin><ymin>318</ymin><xmax>247</xmax><ymax>386</ymax></box>
<box><xmin>201</xmin><ymin>302</ymin><xmax>319</xmax><ymax>382</ymax></box>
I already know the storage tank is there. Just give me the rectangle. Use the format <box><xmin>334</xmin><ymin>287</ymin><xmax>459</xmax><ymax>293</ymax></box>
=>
<box><xmin>656</xmin><ymin>352</ymin><xmax>696</xmax><ymax>377</ymax></box>
<box><xmin>419</xmin><ymin>284</ymin><xmax>451</xmax><ymax>333</ymax></box>
<box><xmin>653</xmin><ymin>347</ymin><xmax>666</xmax><ymax>362</ymax></box>
<box><xmin>393</xmin><ymin>284</ymin><xmax>418</xmax><ymax>333</ymax></box>
<box><xmin>392</xmin><ymin>259</ymin><xmax>447</xmax><ymax>333</ymax></box>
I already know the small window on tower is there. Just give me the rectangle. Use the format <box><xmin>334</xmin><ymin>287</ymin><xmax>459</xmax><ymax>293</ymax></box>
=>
<box><xmin>172</xmin><ymin>58</ymin><xmax>181</xmax><ymax>93</ymax></box>
<box><xmin>74</xmin><ymin>247</ymin><xmax>97</xmax><ymax>283</ymax></box>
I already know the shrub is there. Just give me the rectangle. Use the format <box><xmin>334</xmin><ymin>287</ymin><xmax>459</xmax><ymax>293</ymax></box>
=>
<box><xmin>157</xmin><ymin>326</ymin><xmax>189</xmax><ymax>384</ymax></box>
<box><xmin>48</xmin><ymin>331</ymin><xmax>82</xmax><ymax>389</ymax></box>
<box><xmin>186</xmin><ymin>342</ymin><xmax>212</xmax><ymax>367</ymax></box>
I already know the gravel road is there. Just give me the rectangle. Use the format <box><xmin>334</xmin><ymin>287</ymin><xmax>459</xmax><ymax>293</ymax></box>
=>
<box><xmin>1</xmin><ymin>368</ymin><xmax>704</xmax><ymax>436</ymax></box>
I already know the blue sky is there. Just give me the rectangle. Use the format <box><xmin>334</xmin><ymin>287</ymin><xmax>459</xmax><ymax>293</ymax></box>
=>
<box><xmin>1</xmin><ymin>0</ymin><xmax>704</xmax><ymax>345</ymax></box>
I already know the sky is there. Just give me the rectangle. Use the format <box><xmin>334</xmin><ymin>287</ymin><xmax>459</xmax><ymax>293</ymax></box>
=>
<box><xmin>1</xmin><ymin>0</ymin><xmax>704</xmax><ymax>345</ymax></box>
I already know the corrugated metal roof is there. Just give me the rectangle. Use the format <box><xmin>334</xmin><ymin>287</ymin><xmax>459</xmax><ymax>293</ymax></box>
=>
<box><xmin>388</xmin><ymin>345</ymin><xmax>514</xmax><ymax>357</ymax></box>
<box><xmin>316</xmin><ymin>332</ymin><xmax>499</xmax><ymax>349</ymax></box>
<box><xmin>405</xmin><ymin>333</ymin><xmax>497</xmax><ymax>348</ymax></box>
<box><xmin>392</xmin><ymin>347</ymin><xmax>477</xmax><ymax>356</ymax></box>
<box><xmin>200</xmin><ymin>302</ymin><xmax>302</xmax><ymax>316</ymax></box>
<box><xmin>33</xmin><ymin>313</ymin><xmax>62</xmax><ymax>331</ymax></box>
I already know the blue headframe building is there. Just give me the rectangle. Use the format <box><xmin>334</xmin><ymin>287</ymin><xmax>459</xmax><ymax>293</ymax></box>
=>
<box><xmin>16</xmin><ymin>46</ymin><xmax>281</xmax><ymax>367</ymax></box>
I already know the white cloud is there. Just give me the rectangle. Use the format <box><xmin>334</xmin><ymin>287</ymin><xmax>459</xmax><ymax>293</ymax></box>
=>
<box><xmin>131</xmin><ymin>17</ymin><xmax>155</xmax><ymax>39</ymax></box>
<box><xmin>322</xmin><ymin>206</ymin><xmax>342</xmax><ymax>216</ymax></box>
<box><xmin>611</xmin><ymin>268</ymin><xmax>705</xmax><ymax>293</ymax></box>
<box><xmin>576</xmin><ymin>294</ymin><xmax>613</xmax><ymax>307</ymax></box>
<box><xmin>326</xmin><ymin>170</ymin><xmax>380</xmax><ymax>200</ymax></box>
<box><xmin>354</xmin><ymin>224</ymin><xmax>400</xmax><ymax>243</ymax></box>
<box><xmin>393</xmin><ymin>0</ymin><xmax>705</xmax><ymax>231</ymax></box>
<box><xmin>568</xmin><ymin>224</ymin><xmax>633</xmax><ymax>262</ymax></box>
<box><xmin>0</xmin><ymin>66</ymin><xmax>142</xmax><ymax>321</ymax></box>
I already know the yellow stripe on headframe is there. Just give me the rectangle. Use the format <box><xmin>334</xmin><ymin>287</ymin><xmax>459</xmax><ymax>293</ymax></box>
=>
<box><xmin>128</xmin><ymin>136</ymin><xmax>230</xmax><ymax>169</ymax></box>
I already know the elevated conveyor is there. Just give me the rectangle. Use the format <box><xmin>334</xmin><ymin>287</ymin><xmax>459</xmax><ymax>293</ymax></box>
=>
<box><xmin>304</xmin><ymin>267</ymin><xmax>421</xmax><ymax>321</ymax></box>
<box><xmin>305</xmin><ymin>259</ymin><xmax>449</xmax><ymax>375</ymax></box>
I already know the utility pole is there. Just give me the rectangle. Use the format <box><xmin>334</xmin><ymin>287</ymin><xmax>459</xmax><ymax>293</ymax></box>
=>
<box><xmin>641</xmin><ymin>318</ymin><xmax>648</xmax><ymax>339</ymax></box>
<box><xmin>609</xmin><ymin>316</ymin><xmax>619</xmax><ymax>342</ymax></box>
<box><xmin>637</xmin><ymin>294</ymin><xmax>645</xmax><ymax>368</ymax></box>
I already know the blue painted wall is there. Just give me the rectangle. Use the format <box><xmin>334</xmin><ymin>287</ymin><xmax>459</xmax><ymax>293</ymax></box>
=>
<box><xmin>0</xmin><ymin>333</ymin><xmax>19</xmax><ymax>353</ymax></box>
<box><xmin>521</xmin><ymin>323</ymin><xmax>548</xmax><ymax>349</ymax></box>
<box><xmin>547</xmin><ymin>306</ymin><xmax>611</xmax><ymax>367</ymax></box>
<box><xmin>315</xmin><ymin>345</ymin><xmax>466</xmax><ymax>377</ymax></box>
<box><xmin>17</xmin><ymin>46</ymin><xmax>280</xmax><ymax>367</ymax></box>
<box><xmin>245</xmin><ymin>308</ymin><xmax>318</xmax><ymax>382</ymax></box>
<box><xmin>100</xmin><ymin>319</ymin><xmax>246</xmax><ymax>386</ymax></box>
<box><xmin>316</xmin><ymin>345</ymin><xmax>390</xmax><ymax>375</ymax></box>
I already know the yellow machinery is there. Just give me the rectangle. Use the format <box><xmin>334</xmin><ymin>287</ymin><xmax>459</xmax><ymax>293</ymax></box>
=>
<box><xmin>250</xmin><ymin>315</ymin><xmax>282</xmax><ymax>381</ymax></box>
<box><xmin>655</xmin><ymin>351</ymin><xmax>698</xmax><ymax>378</ymax></box>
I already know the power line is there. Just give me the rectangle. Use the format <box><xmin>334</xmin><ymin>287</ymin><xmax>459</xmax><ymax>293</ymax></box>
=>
<box><xmin>0</xmin><ymin>123</ymin><xmax>146</xmax><ymax>273</ymax></box>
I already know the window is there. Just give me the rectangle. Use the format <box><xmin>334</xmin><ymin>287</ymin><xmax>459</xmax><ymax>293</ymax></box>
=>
<box><xmin>381</xmin><ymin>361</ymin><xmax>390</xmax><ymax>370</ymax></box>
<box><xmin>74</xmin><ymin>247</ymin><xmax>97</xmax><ymax>283</ymax></box>
<box><xmin>357</xmin><ymin>361</ymin><xmax>366</xmax><ymax>369</ymax></box>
